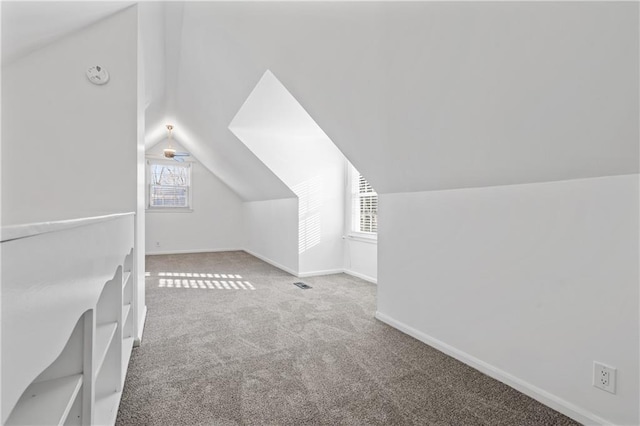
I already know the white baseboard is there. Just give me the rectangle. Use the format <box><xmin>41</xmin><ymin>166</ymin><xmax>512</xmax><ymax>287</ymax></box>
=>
<box><xmin>236</xmin><ymin>249</ymin><xmax>381</xmax><ymax>284</ymax></box>
<box><xmin>242</xmin><ymin>250</ymin><xmax>377</xmax><ymax>283</ymax></box>
<box><xmin>297</xmin><ymin>268</ymin><xmax>345</xmax><ymax>278</ymax></box>
<box><xmin>344</xmin><ymin>269</ymin><xmax>377</xmax><ymax>284</ymax></box>
<box><xmin>134</xmin><ymin>305</ymin><xmax>147</xmax><ymax>347</ymax></box>
<box><xmin>146</xmin><ymin>248</ymin><xmax>378</xmax><ymax>284</ymax></box>
<box><xmin>146</xmin><ymin>248</ymin><xmax>242</xmax><ymax>256</ymax></box>
<box><xmin>242</xmin><ymin>249</ymin><xmax>298</xmax><ymax>276</ymax></box>
<box><xmin>374</xmin><ymin>311</ymin><xmax>612</xmax><ymax>426</ymax></box>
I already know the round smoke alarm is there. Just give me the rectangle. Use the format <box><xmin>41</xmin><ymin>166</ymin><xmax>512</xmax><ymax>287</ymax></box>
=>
<box><xmin>86</xmin><ymin>65</ymin><xmax>109</xmax><ymax>85</ymax></box>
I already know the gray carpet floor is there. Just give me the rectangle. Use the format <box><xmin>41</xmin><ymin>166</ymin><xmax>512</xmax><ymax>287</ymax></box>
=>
<box><xmin>116</xmin><ymin>251</ymin><xmax>580</xmax><ymax>426</ymax></box>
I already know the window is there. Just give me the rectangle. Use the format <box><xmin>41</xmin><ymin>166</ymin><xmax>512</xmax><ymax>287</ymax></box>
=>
<box><xmin>148</xmin><ymin>162</ymin><xmax>192</xmax><ymax>209</ymax></box>
<box><xmin>350</xmin><ymin>165</ymin><xmax>377</xmax><ymax>234</ymax></box>
<box><xmin>356</xmin><ymin>174</ymin><xmax>378</xmax><ymax>233</ymax></box>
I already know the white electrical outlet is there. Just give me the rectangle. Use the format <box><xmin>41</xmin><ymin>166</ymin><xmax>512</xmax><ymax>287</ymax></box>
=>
<box><xmin>593</xmin><ymin>361</ymin><xmax>616</xmax><ymax>394</ymax></box>
<box><xmin>156</xmin><ymin>241</ymin><xmax>161</xmax><ymax>248</ymax></box>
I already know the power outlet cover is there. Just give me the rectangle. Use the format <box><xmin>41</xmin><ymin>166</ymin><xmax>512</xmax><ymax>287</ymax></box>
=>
<box><xmin>593</xmin><ymin>361</ymin><xmax>616</xmax><ymax>394</ymax></box>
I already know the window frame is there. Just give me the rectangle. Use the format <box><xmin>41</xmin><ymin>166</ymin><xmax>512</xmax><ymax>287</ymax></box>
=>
<box><xmin>347</xmin><ymin>164</ymin><xmax>378</xmax><ymax>241</ymax></box>
<box><xmin>146</xmin><ymin>159</ymin><xmax>193</xmax><ymax>212</ymax></box>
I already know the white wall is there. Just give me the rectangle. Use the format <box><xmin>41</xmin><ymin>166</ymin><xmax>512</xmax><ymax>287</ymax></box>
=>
<box><xmin>243</xmin><ymin>198</ymin><xmax>298</xmax><ymax>275</ymax></box>
<box><xmin>342</xmin><ymin>164</ymin><xmax>378</xmax><ymax>283</ymax></box>
<box><xmin>145</xmin><ymin>140</ymin><xmax>244</xmax><ymax>255</ymax></box>
<box><xmin>137</xmin><ymin>2</ymin><xmax>157</xmax><ymax>341</ymax></box>
<box><xmin>344</xmin><ymin>238</ymin><xmax>377</xmax><ymax>283</ymax></box>
<box><xmin>1</xmin><ymin>7</ymin><xmax>138</xmax><ymax>225</ymax></box>
<box><xmin>1</xmin><ymin>4</ymin><xmax>146</xmax><ymax>346</ymax></box>
<box><xmin>377</xmin><ymin>174</ymin><xmax>639</xmax><ymax>425</ymax></box>
<box><xmin>230</xmin><ymin>71</ymin><xmax>346</xmax><ymax>276</ymax></box>
<box><xmin>296</xmin><ymin>168</ymin><xmax>344</xmax><ymax>276</ymax></box>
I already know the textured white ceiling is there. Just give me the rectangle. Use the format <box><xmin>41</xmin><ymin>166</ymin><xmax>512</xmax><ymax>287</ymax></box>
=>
<box><xmin>172</xmin><ymin>1</ymin><xmax>638</xmax><ymax>195</ymax></box>
<box><xmin>2</xmin><ymin>1</ymin><xmax>135</xmax><ymax>64</ymax></box>
<box><xmin>4</xmin><ymin>1</ymin><xmax>638</xmax><ymax>199</ymax></box>
<box><xmin>229</xmin><ymin>70</ymin><xmax>346</xmax><ymax>189</ymax></box>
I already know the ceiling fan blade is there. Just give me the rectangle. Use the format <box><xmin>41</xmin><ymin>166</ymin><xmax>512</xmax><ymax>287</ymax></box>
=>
<box><xmin>173</xmin><ymin>156</ymin><xmax>185</xmax><ymax>162</ymax></box>
<box><xmin>174</xmin><ymin>152</ymin><xmax>190</xmax><ymax>157</ymax></box>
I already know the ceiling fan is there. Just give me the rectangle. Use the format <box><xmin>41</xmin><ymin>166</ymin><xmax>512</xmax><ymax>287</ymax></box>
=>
<box><xmin>162</xmin><ymin>124</ymin><xmax>190</xmax><ymax>162</ymax></box>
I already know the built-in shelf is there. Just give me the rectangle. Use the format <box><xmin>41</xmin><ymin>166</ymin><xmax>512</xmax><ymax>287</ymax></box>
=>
<box><xmin>94</xmin><ymin>391</ymin><xmax>121</xmax><ymax>426</ymax></box>
<box><xmin>123</xmin><ymin>304</ymin><xmax>132</xmax><ymax>324</ymax></box>
<box><xmin>5</xmin><ymin>374</ymin><xmax>83</xmax><ymax>426</ymax></box>
<box><xmin>122</xmin><ymin>337</ymin><xmax>135</xmax><ymax>373</ymax></box>
<box><xmin>94</xmin><ymin>322</ymin><xmax>118</xmax><ymax>379</ymax></box>
<box><xmin>3</xmin><ymin>215</ymin><xmax>136</xmax><ymax>426</ymax></box>
<box><xmin>122</xmin><ymin>271</ymin><xmax>132</xmax><ymax>288</ymax></box>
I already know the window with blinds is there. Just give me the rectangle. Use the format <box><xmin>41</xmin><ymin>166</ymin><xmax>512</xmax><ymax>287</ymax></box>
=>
<box><xmin>148</xmin><ymin>162</ymin><xmax>191</xmax><ymax>208</ymax></box>
<box><xmin>354</xmin><ymin>172</ymin><xmax>378</xmax><ymax>234</ymax></box>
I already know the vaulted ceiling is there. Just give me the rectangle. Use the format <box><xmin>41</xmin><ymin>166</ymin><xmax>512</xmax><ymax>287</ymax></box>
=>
<box><xmin>4</xmin><ymin>1</ymin><xmax>638</xmax><ymax>201</ymax></box>
<box><xmin>2</xmin><ymin>1</ymin><xmax>135</xmax><ymax>64</ymax></box>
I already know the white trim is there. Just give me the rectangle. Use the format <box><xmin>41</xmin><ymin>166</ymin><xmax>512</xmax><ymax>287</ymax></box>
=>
<box><xmin>345</xmin><ymin>233</ymin><xmax>378</xmax><ymax>244</ymax></box>
<box><xmin>1</xmin><ymin>212</ymin><xmax>135</xmax><ymax>242</ymax></box>
<box><xmin>374</xmin><ymin>311</ymin><xmax>613</xmax><ymax>426</ymax></box>
<box><xmin>147</xmin><ymin>160</ymin><xmax>193</xmax><ymax>210</ymax></box>
<box><xmin>145</xmin><ymin>208</ymin><xmax>194</xmax><ymax>213</ymax></box>
<box><xmin>134</xmin><ymin>305</ymin><xmax>147</xmax><ymax>347</ymax></box>
<box><xmin>243</xmin><ymin>250</ymin><xmax>372</xmax><ymax>281</ymax></box>
<box><xmin>145</xmin><ymin>156</ymin><xmax>195</xmax><ymax>164</ymax></box>
<box><xmin>344</xmin><ymin>269</ymin><xmax>377</xmax><ymax>284</ymax></box>
<box><xmin>297</xmin><ymin>268</ymin><xmax>345</xmax><ymax>278</ymax></box>
<box><xmin>146</xmin><ymin>248</ymin><xmax>242</xmax><ymax>256</ymax></box>
<box><xmin>349</xmin><ymin>164</ymin><xmax>378</xmax><ymax>234</ymax></box>
<box><xmin>242</xmin><ymin>249</ymin><xmax>298</xmax><ymax>276</ymax></box>
<box><xmin>144</xmin><ymin>248</ymin><xmax>378</xmax><ymax>284</ymax></box>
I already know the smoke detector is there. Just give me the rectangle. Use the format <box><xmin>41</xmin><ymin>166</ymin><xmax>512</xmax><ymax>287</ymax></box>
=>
<box><xmin>86</xmin><ymin>65</ymin><xmax>109</xmax><ymax>85</ymax></box>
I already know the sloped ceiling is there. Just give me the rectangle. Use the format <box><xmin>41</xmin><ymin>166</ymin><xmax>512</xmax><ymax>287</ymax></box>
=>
<box><xmin>170</xmin><ymin>1</ymin><xmax>638</xmax><ymax>195</ymax></box>
<box><xmin>229</xmin><ymin>70</ymin><xmax>346</xmax><ymax>189</ymax></box>
<box><xmin>5</xmin><ymin>2</ymin><xmax>638</xmax><ymax>199</ymax></box>
<box><xmin>2</xmin><ymin>1</ymin><xmax>135</xmax><ymax>64</ymax></box>
<box><xmin>166</xmin><ymin>4</ymin><xmax>297</xmax><ymax>201</ymax></box>
<box><xmin>139</xmin><ymin>1</ymin><xmax>168</xmax><ymax>137</ymax></box>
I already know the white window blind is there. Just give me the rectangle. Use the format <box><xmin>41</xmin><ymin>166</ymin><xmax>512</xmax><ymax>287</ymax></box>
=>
<box><xmin>149</xmin><ymin>163</ymin><xmax>191</xmax><ymax>208</ymax></box>
<box><xmin>355</xmin><ymin>172</ymin><xmax>378</xmax><ymax>234</ymax></box>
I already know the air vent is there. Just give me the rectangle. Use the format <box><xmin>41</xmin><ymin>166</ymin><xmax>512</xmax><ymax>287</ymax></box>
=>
<box><xmin>293</xmin><ymin>282</ymin><xmax>311</xmax><ymax>289</ymax></box>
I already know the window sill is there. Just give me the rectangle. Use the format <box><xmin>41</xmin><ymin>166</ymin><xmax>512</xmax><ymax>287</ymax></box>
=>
<box><xmin>345</xmin><ymin>233</ymin><xmax>377</xmax><ymax>244</ymax></box>
<box><xmin>146</xmin><ymin>208</ymin><xmax>193</xmax><ymax>213</ymax></box>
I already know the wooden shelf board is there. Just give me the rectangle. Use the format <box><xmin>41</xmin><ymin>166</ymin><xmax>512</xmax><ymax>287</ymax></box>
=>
<box><xmin>122</xmin><ymin>271</ymin><xmax>132</xmax><ymax>289</ymax></box>
<box><xmin>94</xmin><ymin>322</ymin><xmax>118</xmax><ymax>379</ymax></box>
<box><xmin>122</xmin><ymin>303</ymin><xmax>132</xmax><ymax>325</ymax></box>
<box><xmin>122</xmin><ymin>337</ymin><xmax>135</xmax><ymax>373</ymax></box>
<box><xmin>94</xmin><ymin>391</ymin><xmax>121</xmax><ymax>426</ymax></box>
<box><xmin>6</xmin><ymin>374</ymin><xmax>82</xmax><ymax>426</ymax></box>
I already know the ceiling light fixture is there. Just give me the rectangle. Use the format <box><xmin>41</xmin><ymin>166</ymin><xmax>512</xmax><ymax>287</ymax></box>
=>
<box><xmin>161</xmin><ymin>125</ymin><xmax>191</xmax><ymax>162</ymax></box>
<box><xmin>163</xmin><ymin>124</ymin><xmax>176</xmax><ymax>158</ymax></box>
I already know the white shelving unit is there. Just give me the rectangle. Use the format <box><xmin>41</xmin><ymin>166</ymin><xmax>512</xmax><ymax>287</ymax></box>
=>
<box><xmin>6</xmin><ymin>374</ymin><xmax>83</xmax><ymax>426</ymax></box>
<box><xmin>6</xmin><ymin>311</ymin><xmax>88</xmax><ymax>426</ymax></box>
<box><xmin>122</xmin><ymin>254</ymin><xmax>135</xmax><ymax>374</ymax></box>
<box><xmin>93</xmin><ymin>251</ymin><xmax>135</xmax><ymax>426</ymax></box>
<box><xmin>2</xmin><ymin>214</ymin><xmax>137</xmax><ymax>426</ymax></box>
